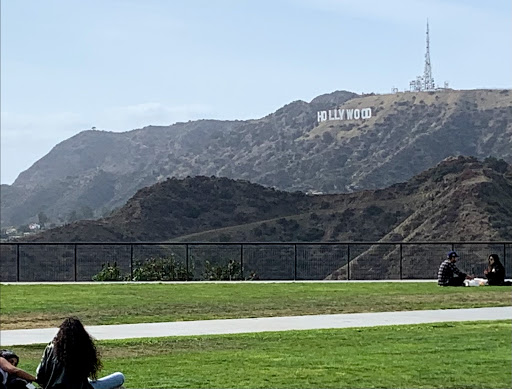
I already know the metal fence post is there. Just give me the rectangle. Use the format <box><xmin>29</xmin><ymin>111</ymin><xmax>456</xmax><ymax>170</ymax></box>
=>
<box><xmin>240</xmin><ymin>244</ymin><xmax>244</xmax><ymax>280</ymax></box>
<box><xmin>186</xmin><ymin>244</ymin><xmax>189</xmax><ymax>281</ymax></box>
<box><xmin>504</xmin><ymin>243</ymin><xmax>507</xmax><ymax>278</ymax></box>
<box><xmin>399</xmin><ymin>243</ymin><xmax>403</xmax><ymax>280</ymax></box>
<box><xmin>347</xmin><ymin>244</ymin><xmax>351</xmax><ymax>281</ymax></box>
<box><xmin>130</xmin><ymin>244</ymin><xmax>134</xmax><ymax>281</ymax></box>
<box><xmin>74</xmin><ymin>244</ymin><xmax>78</xmax><ymax>282</ymax></box>
<box><xmin>16</xmin><ymin>244</ymin><xmax>20</xmax><ymax>282</ymax></box>
<box><xmin>294</xmin><ymin>244</ymin><xmax>297</xmax><ymax>281</ymax></box>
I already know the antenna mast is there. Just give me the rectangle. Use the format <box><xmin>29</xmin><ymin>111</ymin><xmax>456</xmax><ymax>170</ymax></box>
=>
<box><xmin>422</xmin><ymin>19</ymin><xmax>435</xmax><ymax>90</ymax></box>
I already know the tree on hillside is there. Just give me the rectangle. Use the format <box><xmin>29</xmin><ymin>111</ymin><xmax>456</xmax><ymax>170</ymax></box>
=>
<box><xmin>18</xmin><ymin>224</ymin><xmax>31</xmax><ymax>233</ymax></box>
<box><xmin>38</xmin><ymin>211</ymin><xmax>49</xmax><ymax>227</ymax></box>
<box><xmin>484</xmin><ymin>157</ymin><xmax>509</xmax><ymax>174</ymax></box>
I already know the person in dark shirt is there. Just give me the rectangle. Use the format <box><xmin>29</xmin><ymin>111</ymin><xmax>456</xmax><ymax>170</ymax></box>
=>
<box><xmin>484</xmin><ymin>254</ymin><xmax>506</xmax><ymax>286</ymax></box>
<box><xmin>438</xmin><ymin>251</ymin><xmax>473</xmax><ymax>286</ymax></box>
<box><xmin>36</xmin><ymin>317</ymin><xmax>124</xmax><ymax>389</ymax></box>
<box><xmin>0</xmin><ymin>350</ymin><xmax>36</xmax><ymax>389</ymax></box>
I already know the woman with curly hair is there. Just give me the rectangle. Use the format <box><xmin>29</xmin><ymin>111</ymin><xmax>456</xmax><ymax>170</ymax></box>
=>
<box><xmin>36</xmin><ymin>317</ymin><xmax>124</xmax><ymax>389</ymax></box>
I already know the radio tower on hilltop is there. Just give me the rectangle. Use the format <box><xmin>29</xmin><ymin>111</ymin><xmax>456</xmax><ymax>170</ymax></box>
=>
<box><xmin>409</xmin><ymin>20</ymin><xmax>438</xmax><ymax>92</ymax></box>
<box><xmin>422</xmin><ymin>20</ymin><xmax>435</xmax><ymax>90</ymax></box>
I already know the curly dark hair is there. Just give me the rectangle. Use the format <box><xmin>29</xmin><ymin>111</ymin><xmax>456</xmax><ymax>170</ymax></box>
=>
<box><xmin>53</xmin><ymin>317</ymin><xmax>102</xmax><ymax>379</ymax></box>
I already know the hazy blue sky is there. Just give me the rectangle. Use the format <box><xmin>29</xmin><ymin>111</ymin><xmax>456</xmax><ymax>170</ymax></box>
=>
<box><xmin>2</xmin><ymin>0</ymin><xmax>511</xmax><ymax>184</ymax></box>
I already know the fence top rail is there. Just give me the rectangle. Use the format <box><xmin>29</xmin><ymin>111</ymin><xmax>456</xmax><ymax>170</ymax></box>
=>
<box><xmin>1</xmin><ymin>241</ymin><xmax>511</xmax><ymax>246</ymax></box>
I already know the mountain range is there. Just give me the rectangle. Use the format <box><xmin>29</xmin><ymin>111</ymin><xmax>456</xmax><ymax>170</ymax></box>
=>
<box><xmin>2</xmin><ymin>88</ymin><xmax>511</xmax><ymax>228</ymax></box>
<box><xmin>18</xmin><ymin>156</ymin><xmax>512</xmax><ymax>279</ymax></box>
<box><xmin>22</xmin><ymin>156</ymin><xmax>512</xmax><ymax>244</ymax></box>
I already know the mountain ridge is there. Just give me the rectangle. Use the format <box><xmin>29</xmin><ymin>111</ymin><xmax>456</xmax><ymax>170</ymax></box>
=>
<box><xmin>2</xmin><ymin>88</ymin><xmax>511</xmax><ymax>227</ymax></box>
<box><xmin>15</xmin><ymin>156</ymin><xmax>512</xmax><ymax>279</ymax></box>
<box><xmin>21</xmin><ymin>156</ymin><xmax>512</xmax><ymax>244</ymax></box>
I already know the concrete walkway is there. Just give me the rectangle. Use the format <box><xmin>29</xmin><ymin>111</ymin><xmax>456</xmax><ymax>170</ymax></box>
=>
<box><xmin>1</xmin><ymin>306</ymin><xmax>511</xmax><ymax>346</ymax></box>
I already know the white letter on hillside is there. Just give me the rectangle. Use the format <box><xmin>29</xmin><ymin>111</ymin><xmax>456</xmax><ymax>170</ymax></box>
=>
<box><xmin>362</xmin><ymin>108</ymin><xmax>372</xmax><ymax>119</ymax></box>
<box><xmin>337</xmin><ymin>109</ymin><xmax>344</xmax><ymax>120</ymax></box>
<box><xmin>346</xmin><ymin>109</ymin><xmax>354</xmax><ymax>120</ymax></box>
<box><xmin>318</xmin><ymin>111</ymin><xmax>327</xmax><ymax>122</ymax></box>
<box><xmin>354</xmin><ymin>109</ymin><xmax>360</xmax><ymax>119</ymax></box>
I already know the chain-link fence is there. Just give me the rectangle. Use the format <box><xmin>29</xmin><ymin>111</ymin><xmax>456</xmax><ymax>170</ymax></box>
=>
<box><xmin>0</xmin><ymin>242</ymin><xmax>510</xmax><ymax>282</ymax></box>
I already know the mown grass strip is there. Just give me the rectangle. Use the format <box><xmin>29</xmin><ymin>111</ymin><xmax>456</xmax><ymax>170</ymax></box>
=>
<box><xmin>1</xmin><ymin>282</ymin><xmax>511</xmax><ymax>329</ymax></box>
<box><xmin>12</xmin><ymin>320</ymin><xmax>512</xmax><ymax>389</ymax></box>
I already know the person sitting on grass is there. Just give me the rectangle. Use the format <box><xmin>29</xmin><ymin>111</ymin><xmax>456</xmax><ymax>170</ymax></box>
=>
<box><xmin>484</xmin><ymin>254</ymin><xmax>507</xmax><ymax>286</ymax></box>
<box><xmin>437</xmin><ymin>251</ymin><xmax>474</xmax><ymax>286</ymax></box>
<box><xmin>0</xmin><ymin>350</ymin><xmax>36</xmax><ymax>389</ymax></box>
<box><xmin>36</xmin><ymin>317</ymin><xmax>125</xmax><ymax>389</ymax></box>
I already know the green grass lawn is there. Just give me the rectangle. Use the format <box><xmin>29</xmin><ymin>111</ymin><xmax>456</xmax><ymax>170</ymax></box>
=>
<box><xmin>13</xmin><ymin>321</ymin><xmax>512</xmax><ymax>389</ymax></box>
<box><xmin>1</xmin><ymin>282</ymin><xmax>510</xmax><ymax>329</ymax></box>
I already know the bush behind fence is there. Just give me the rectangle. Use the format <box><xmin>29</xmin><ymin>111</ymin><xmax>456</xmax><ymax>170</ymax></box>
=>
<box><xmin>0</xmin><ymin>242</ymin><xmax>510</xmax><ymax>282</ymax></box>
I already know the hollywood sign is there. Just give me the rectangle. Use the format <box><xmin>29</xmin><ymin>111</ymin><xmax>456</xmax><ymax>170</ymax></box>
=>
<box><xmin>317</xmin><ymin>107</ymin><xmax>372</xmax><ymax>122</ymax></box>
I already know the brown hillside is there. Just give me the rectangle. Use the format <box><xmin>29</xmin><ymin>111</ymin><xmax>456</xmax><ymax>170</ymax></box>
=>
<box><xmin>24</xmin><ymin>156</ymin><xmax>512</xmax><ymax>247</ymax></box>
<box><xmin>3</xmin><ymin>89</ymin><xmax>511</xmax><ymax>228</ymax></box>
<box><xmin>16</xmin><ymin>156</ymin><xmax>512</xmax><ymax>280</ymax></box>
